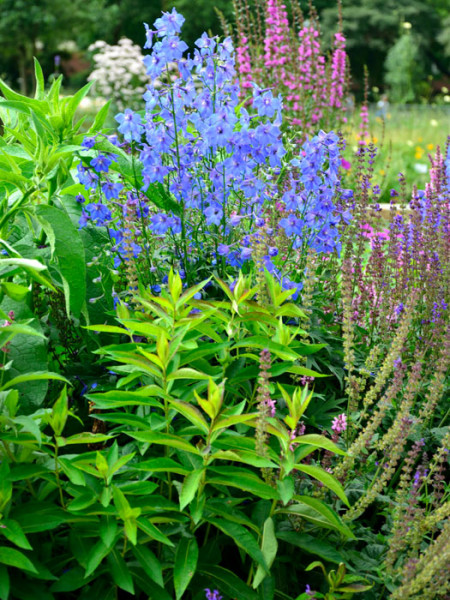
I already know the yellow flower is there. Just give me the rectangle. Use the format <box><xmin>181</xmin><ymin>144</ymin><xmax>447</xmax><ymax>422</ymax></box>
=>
<box><xmin>427</xmin><ymin>143</ymin><xmax>434</xmax><ymax>151</ymax></box>
<box><xmin>415</xmin><ymin>151</ymin><xmax>423</xmax><ymax>159</ymax></box>
<box><xmin>372</xmin><ymin>136</ymin><xmax>378</xmax><ymax>144</ymax></box>
<box><xmin>379</xmin><ymin>169</ymin><xmax>386</xmax><ymax>176</ymax></box>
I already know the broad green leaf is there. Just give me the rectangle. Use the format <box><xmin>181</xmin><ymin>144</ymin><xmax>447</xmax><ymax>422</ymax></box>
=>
<box><xmin>253</xmin><ymin>517</ymin><xmax>278</xmax><ymax>588</ymax></box>
<box><xmin>35</xmin><ymin>205</ymin><xmax>86</xmax><ymax>317</ymax></box>
<box><xmin>206</xmin><ymin>518</ymin><xmax>268</xmax><ymax>573</ymax></box>
<box><xmin>294</xmin><ymin>464</ymin><xmax>349</xmax><ymax>506</ymax></box>
<box><xmin>107</xmin><ymin>548</ymin><xmax>134</xmax><ymax>595</ymax></box>
<box><xmin>174</xmin><ymin>537</ymin><xmax>198</xmax><ymax>600</ymax></box>
<box><xmin>0</xmin><ymin>298</ymin><xmax>49</xmax><ymax>411</ymax></box>
<box><xmin>179</xmin><ymin>468</ymin><xmax>204</xmax><ymax>510</ymax></box>
<box><xmin>0</xmin><ymin>546</ymin><xmax>37</xmax><ymax>573</ymax></box>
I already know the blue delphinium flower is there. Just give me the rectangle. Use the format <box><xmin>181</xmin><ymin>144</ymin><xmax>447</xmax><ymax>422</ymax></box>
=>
<box><xmin>115</xmin><ymin>109</ymin><xmax>143</xmax><ymax>142</ymax></box>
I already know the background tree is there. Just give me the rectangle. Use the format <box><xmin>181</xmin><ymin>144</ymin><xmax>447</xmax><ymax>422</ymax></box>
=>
<box><xmin>384</xmin><ymin>26</ymin><xmax>424</xmax><ymax>103</ymax></box>
<box><xmin>0</xmin><ymin>0</ymin><xmax>111</xmax><ymax>94</ymax></box>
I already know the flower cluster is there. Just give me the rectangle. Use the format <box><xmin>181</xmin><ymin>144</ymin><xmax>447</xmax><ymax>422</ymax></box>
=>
<box><xmin>234</xmin><ymin>0</ymin><xmax>350</xmax><ymax>136</ymax></box>
<box><xmin>76</xmin><ymin>8</ymin><xmax>347</xmax><ymax>297</ymax></box>
<box><xmin>88</xmin><ymin>39</ymin><xmax>150</xmax><ymax>111</ymax></box>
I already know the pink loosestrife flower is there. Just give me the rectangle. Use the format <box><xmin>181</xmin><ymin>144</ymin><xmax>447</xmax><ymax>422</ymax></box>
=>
<box><xmin>331</xmin><ymin>413</ymin><xmax>347</xmax><ymax>434</ymax></box>
<box><xmin>329</xmin><ymin>32</ymin><xmax>347</xmax><ymax>112</ymax></box>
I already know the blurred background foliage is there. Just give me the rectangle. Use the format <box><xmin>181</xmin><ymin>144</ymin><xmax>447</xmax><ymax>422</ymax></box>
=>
<box><xmin>0</xmin><ymin>0</ymin><xmax>449</xmax><ymax>101</ymax></box>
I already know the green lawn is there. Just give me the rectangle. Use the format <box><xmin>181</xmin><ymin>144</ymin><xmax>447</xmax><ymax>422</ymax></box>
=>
<box><xmin>342</xmin><ymin>104</ymin><xmax>450</xmax><ymax>202</ymax></box>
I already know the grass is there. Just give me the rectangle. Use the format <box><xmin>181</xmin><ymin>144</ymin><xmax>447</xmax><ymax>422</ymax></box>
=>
<box><xmin>342</xmin><ymin>104</ymin><xmax>450</xmax><ymax>203</ymax></box>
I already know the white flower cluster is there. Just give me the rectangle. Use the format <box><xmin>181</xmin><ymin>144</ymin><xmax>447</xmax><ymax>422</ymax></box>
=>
<box><xmin>88</xmin><ymin>38</ymin><xmax>150</xmax><ymax>111</ymax></box>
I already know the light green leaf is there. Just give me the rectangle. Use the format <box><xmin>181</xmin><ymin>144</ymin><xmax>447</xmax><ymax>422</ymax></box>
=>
<box><xmin>253</xmin><ymin>517</ymin><xmax>278</xmax><ymax>588</ymax></box>
<box><xmin>127</xmin><ymin>431</ymin><xmax>201</xmax><ymax>455</ymax></box>
<box><xmin>294</xmin><ymin>464</ymin><xmax>349</xmax><ymax>506</ymax></box>
<box><xmin>179</xmin><ymin>469</ymin><xmax>204</xmax><ymax>511</ymax></box>
<box><xmin>0</xmin><ymin>546</ymin><xmax>37</xmax><ymax>573</ymax></box>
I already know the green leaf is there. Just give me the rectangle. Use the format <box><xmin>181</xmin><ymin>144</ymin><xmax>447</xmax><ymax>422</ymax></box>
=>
<box><xmin>294</xmin><ymin>464</ymin><xmax>349</xmax><ymax>506</ymax></box>
<box><xmin>107</xmin><ymin>548</ymin><xmax>134</xmax><ymax>595</ymax></box>
<box><xmin>59</xmin><ymin>432</ymin><xmax>114</xmax><ymax>445</ymax></box>
<box><xmin>84</xmin><ymin>540</ymin><xmax>110</xmax><ymax>578</ymax></box>
<box><xmin>276</xmin><ymin>477</ymin><xmax>295</xmax><ymax>505</ymax></box>
<box><xmin>87</xmin><ymin>100</ymin><xmax>111</xmax><ymax>134</ymax></box>
<box><xmin>198</xmin><ymin>565</ymin><xmax>258</xmax><ymax>600</ymax></box>
<box><xmin>166</xmin><ymin>368</ymin><xmax>210</xmax><ymax>381</ymax></box>
<box><xmin>0</xmin><ymin>298</ymin><xmax>49</xmax><ymax>411</ymax></box>
<box><xmin>206</xmin><ymin>518</ymin><xmax>268</xmax><ymax>573</ymax></box>
<box><xmin>86</xmin><ymin>389</ymin><xmax>163</xmax><ymax>410</ymax></box>
<box><xmin>232</xmin><ymin>336</ymin><xmax>299</xmax><ymax>361</ymax></box>
<box><xmin>277</xmin><ymin>497</ymin><xmax>355</xmax><ymax>539</ymax></box>
<box><xmin>276</xmin><ymin>531</ymin><xmax>344</xmax><ymax>564</ymax></box>
<box><xmin>132</xmin><ymin>545</ymin><xmax>163</xmax><ymax>587</ymax></box>
<box><xmin>0</xmin><ymin>370</ymin><xmax>69</xmax><ymax>392</ymax></box>
<box><xmin>127</xmin><ymin>431</ymin><xmax>201</xmax><ymax>455</ymax></box>
<box><xmin>33</xmin><ymin>59</ymin><xmax>45</xmax><ymax>100</ymax></box>
<box><xmin>0</xmin><ymin>283</ymin><xmax>29</xmax><ymax>302</ymax></box>
<box><xmin>34</xmin><ymin>204</ymin><xmax>86</xmax><ymax>317</ymax></box>
<box><xmin>0</xmin><ymin>547</ymin><xmax>37</xmax><ymax>573</ymax></box>
<box><xmin>0</xmin><ymin>519</ymin><xmax>32</xmax><ymax>550</ymax></box>
<box><xmin>206</xmin><ymin>466</ymin><xmax>278</xmax><ymax>500</ymax></box>
<box><xmin>179</xmin><ymin>469</ymin><xmax>204</xmax><ymax>511</ymax></box>
<box><xmin>293</xmin><ymin>434</ymin><xmax>346</xmax><ymax>456</ymax></box>
<box><xmin>136</xmin><ymin>517</ymin><xmax>174</xmax><ymax>547</ymax></box>
<box><xmin>253</xmin><ymin>517</ymin><xmax>278</xmax><ymax>588</ymax></box>
<box><xmin>132</xmin><ymin>458</ymin><xmax>188</xmax><ymax>476</ymax></box>
<box><xmin>169</xmin><ymin>400</ymin><xmax>209</xmax><ymax>433</ymax></box>
<box><xmin>0</xmin><ymin>257</ymin><xmax>56</xmax><ymax>291</ymax></box>
<box><xmin>174</xmin><ymin>537</ymin><xmax>198</xmax><ymax>600</ymax></box>
<box><xmin>51</xmin><ymin>566</ymin><xmax>95</xmax><ymax>592</ymax></box>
